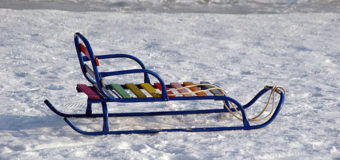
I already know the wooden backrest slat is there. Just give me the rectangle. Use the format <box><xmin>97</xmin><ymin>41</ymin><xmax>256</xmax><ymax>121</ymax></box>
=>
<box><xmin>79</xmin><ymin>44</ymin><xmax>100</xmax><ymax>66</ymax></box>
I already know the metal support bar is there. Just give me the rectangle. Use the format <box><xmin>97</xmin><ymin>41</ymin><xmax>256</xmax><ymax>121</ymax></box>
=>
<box><xmin>101</xmin><ymin>102</ymin><xmax>109</xmax><ymax>133</ymax></box>
<box><xmin>86</xmin><ymin>99</ymin><xmax>92</xmax><ymax>115</ymax></box>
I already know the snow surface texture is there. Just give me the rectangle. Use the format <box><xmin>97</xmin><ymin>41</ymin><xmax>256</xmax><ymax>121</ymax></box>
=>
<box><xmin>0</xmin><ymin>1</ymin><xmax>340</xmax><ymax>159</ymax></box>
<box><xmin>1</xmin><ymin>0</ymin><xmax>340</xmax><ymax>13</ymax></box>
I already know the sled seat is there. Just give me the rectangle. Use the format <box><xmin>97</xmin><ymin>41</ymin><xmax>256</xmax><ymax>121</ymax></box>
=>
<box><xmin>76</xmin><ymin>82</ymin><xmax>223</xmax><ymax>100</ymax></box>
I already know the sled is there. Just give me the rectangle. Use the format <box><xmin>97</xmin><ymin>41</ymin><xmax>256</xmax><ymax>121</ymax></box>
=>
<box><xmin>44</xmin><ymin>32</ymin><xmax>285</xmax><ymax>135</ymax></box>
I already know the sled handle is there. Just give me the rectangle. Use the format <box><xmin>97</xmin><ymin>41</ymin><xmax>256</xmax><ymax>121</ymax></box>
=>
<box><xmin>94</xmin><ymin>54</ymin><xmax>151</xmax><ymax>83</ymax></box>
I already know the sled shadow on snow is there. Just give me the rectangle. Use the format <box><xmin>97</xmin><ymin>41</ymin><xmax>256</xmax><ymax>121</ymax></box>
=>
<box><xmin>0</xmin><ymin>114</ymin><xmax>65</xmax><ymax>131</ymax></box>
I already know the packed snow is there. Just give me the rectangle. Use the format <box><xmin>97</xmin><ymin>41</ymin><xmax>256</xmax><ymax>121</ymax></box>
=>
<box><xmin>0</xmin><ymin>0</ymin><xmax>339</xmax><ymax>159</ymax></box>
<box><xmin>1</xmin><ymin>0</ymin><xmax>340</xmax><ymax>13</ymax></box>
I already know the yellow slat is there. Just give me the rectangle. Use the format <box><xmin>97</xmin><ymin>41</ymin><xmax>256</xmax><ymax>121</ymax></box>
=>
<box><xmin>125</xmin><ymin>83</ymin><xmax>147</xmax><ymax>98</ymax></box>
<box><xmin>140</xmin><ymin>83</ymin><xmax>161</xmax><ymax>98</ymax></box>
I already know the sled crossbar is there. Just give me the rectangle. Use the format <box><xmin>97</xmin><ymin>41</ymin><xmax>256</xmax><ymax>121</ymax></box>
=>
<box><xmin>44</xmin><ymin>32</ymin><xmax>285</xmax><ymax>135</ymax></box>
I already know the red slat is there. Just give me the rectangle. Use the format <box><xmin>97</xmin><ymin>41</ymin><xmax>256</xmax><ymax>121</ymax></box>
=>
<box><xmin>154</xmin><ymin>83</ymin><xmax>176</xmax><ymax>97</ymax></box>
<box><xmin>76</xmin><ymin>84</ymin><xmax>101</xmax><ymax>100</ymax></box>
<box><xmin>79</xmin><ymin>44</ymin><xmax>99</xmax><ymax>66</ymax></box>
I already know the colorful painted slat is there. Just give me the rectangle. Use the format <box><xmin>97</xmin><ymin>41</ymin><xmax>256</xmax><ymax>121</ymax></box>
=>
<box><xmin>110</xmin><ymin>84</ymin><xmax>131</xmax><ymax>99</ymax></box>
<box><xmin>140</xmin><ymin>83</ymin><xmax>161</xmax><ymax>98</ymax></box>
<box><xmin>170</xmin><ymin>82</ymin><xmax>192</xmax><ymax>97</ymax></box>
<box><xmin>200</xmin><ymin>82</ymin><xmax>224</xmax><ymax>96</ymax></box>
<box><xmin>125</xmin><ymin>83</ymin><xmax>147</xmax><ymax>98</ymax></box>
<box><xmin>84</xmin><ymin>64</ymin><xmax>96</xmax><ymax>80</ymax></box>
<box><xmin>183</xmin><ymin>82</ymin><xmax>207</xmax><ymax>97</ymax></box>
<box><xmin>76</xmin><ymin>84</ymin><xmax>101</xmax><ymax>100</ymax></box>
<box><xmin>79</xmin><ymin>43</ymin><xmax>99</xmax><ymax>66</ymax></box>
<box><xmin>154</xmin><ymin>83</ymin><xmax>176</xmax><ymax>97</ymax></box>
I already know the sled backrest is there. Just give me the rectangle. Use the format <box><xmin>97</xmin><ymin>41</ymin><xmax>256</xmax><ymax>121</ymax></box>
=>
<box><xmin>74</xmin><ymin>32</ymin><xmax>120</xmax><ymax>100</ymax></box>
<box><xmin>73</xmin><ymin>32</ymin><xmax>169</xmax><ymax>101</ymax></box>
<box><xmin>74</xmin><ymin>32</ymin><xmax>102</xmax><ymax>86</ymax></box>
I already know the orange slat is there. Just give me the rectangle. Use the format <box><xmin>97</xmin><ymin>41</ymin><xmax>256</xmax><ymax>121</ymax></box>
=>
<box><xmin>183</xmin><ymin>82</ymin><xmax>207</xmax><ymax>97</ymax></box>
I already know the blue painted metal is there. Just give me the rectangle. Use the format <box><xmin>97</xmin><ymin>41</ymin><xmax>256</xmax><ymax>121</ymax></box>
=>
<box><xmin>101</xmin><ymin>102</ymin><xmax>109</xmax><ymax>133</ymax></box>
<box><xmin>44</xmin><ymin>33</ymin><xmax>285</xmax><ymax>135</ymax></box>
<box><xmin>74</xmin><ymin>33</ymin><xmax>151</xmax><ymax>88</ymax></box>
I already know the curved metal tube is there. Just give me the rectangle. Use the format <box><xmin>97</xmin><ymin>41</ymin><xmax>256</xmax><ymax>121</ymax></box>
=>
<box><xmin>74</xmin><ymin>32</ymin><xmax>151</xmax><ymax>87</ymax></box>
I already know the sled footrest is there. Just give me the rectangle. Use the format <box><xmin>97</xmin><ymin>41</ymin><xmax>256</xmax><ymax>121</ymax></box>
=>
<box><xmin>76</xmin><ymin>84</ymin><xmax>101</xmax><ymax>100</ymax></box>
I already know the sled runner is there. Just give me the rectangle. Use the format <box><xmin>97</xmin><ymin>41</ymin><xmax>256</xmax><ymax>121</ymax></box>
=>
<box><xmin>44</xmin><ymin>32</ymin><xmax>285</xmax><ymax>135</ymax></box>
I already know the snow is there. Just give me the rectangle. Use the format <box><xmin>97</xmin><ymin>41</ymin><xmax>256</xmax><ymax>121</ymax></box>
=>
<box><xmin>1</xmin><ymin>0</ymin><xmax>340</xmax><ymax>13</ymax></box>
<box><xmin>0</xmin><ymin>1</ymin><xmax>339</xmax><ymax>159</ymax></box>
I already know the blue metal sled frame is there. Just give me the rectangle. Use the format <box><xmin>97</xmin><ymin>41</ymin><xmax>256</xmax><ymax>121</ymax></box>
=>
<box><xmin>44</xmin><ymin>33</ymin><xmax>285</xmax><ymax>135</ymax></box>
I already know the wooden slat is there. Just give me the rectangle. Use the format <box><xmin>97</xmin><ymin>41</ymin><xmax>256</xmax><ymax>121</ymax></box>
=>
<box><xmin>76</xmin><ymin>84</ymin><xmax>101</xmax><ymax>100</ymax></box>
<box><xmin>84</xmin><ymin>64</ymin><xmax>96</xmax><ymax>80</ymax></box>
<box><xmin>170</xmin><ymin>82</ymin><xmax>191</xmax><ymax>97</ymax></box>
<box><xmin>140</xmin><ymin>83</ymin><xmax>161</xmax><ymax>98</ymax></box>
<box><xmin>125</xmin><ymin>83</ymin><xmax>147</xmax><ymax>98</ymax></box>
<box><xmin>110</xmin><ymin>84</ymin><xmax>131</xmax><ymax>99</ymax></box>
<box><xmin>79</xmin><ymin>44</ymin><xmax>90</xmax><ymax>59</ymax></box>
<box><xmin>154</xmin><ymin>83</ymin><xmax>176</xmax><ymax>97</ymax></box>
<box><xmin>200</xmin><ymin>82</ymin><xmax>224</xmax><ymax>96</ymax></box>
<box><xmin>79</xmin><ymin>44</ymin><xmax>99</xmax><ymax>66</ymax></box>
<box><xmin>183</xmin><ymin>82</ymin><xmax>207</xmax><ymax>97</ymax></box>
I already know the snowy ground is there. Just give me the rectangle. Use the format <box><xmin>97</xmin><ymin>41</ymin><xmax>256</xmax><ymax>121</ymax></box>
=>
<box><xmin>1</xmin><ymin>0</ymin><xmax>340</xmax><ymax>13</ymax></box>
<box><xmin>0</xmin><ymin>1</ymin><xmax>339</xmax><ymax>159</ymax></box>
